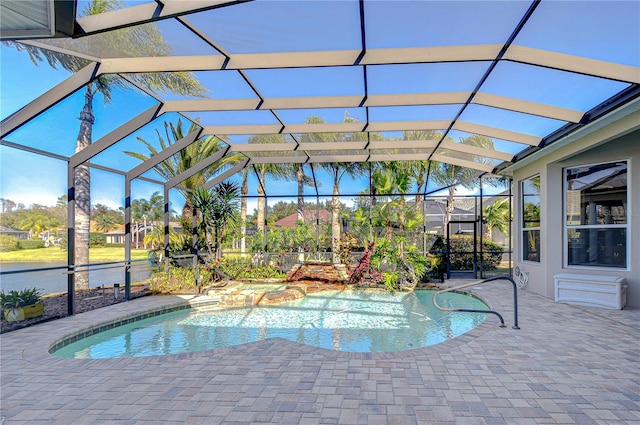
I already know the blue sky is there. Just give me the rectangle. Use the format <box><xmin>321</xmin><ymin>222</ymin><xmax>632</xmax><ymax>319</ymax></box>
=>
<box><xmin>1</xmin><ymin>0</ymin><xmax>638</xmax><ymax>212</ymax></box>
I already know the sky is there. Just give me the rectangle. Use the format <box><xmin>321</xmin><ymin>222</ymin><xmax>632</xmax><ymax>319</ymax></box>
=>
<box><xmin>0</xmin><ymin>0</ymin><xmax>637</xmax><ymax>212</ymax></box>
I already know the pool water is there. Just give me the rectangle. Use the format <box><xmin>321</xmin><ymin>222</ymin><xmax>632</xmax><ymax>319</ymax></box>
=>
<box><xmin>53</xmin><ymin>290</ymin><xmax>488</xmax><ymax>358</ymax></box>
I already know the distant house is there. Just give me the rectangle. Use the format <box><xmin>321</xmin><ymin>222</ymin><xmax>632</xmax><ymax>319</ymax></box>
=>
<box><xmin>104</xmin><ymin>222</ymin><xmax>181</xmax><ymax>245</ymax></box>
<box><xmin>0</xmin><ymin>225</ymin><xmax>29</xmax><ymax>240</ymax></box>
<box><xmin>273</xmin><ymin>210</ymin><xmax>331</xmax><ymax>228</ymax></box>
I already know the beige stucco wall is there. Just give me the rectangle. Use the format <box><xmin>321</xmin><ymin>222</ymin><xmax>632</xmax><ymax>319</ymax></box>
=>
<box><xmin>510</xmin><ymin>110</ymin><xmax>640</xmax><ymax>308</ymax></box>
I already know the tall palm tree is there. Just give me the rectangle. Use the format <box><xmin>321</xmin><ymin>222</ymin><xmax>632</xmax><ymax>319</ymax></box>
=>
<box><xmin>240</xmin><ymin>167</ymin><xmax>249</xmax><ymax>256</ymax></box>
<box><xmin>370</xmin><ymin>161</ymin><xmax>415</xmax><ymax>236</ymax></box>
<box><xmin>429</xmin><ymin>134</ymin><xmax>497</xmax><ymax>229</ymax></box>
<box><xmin>403</xmin><ymin>130</ymin><xmax>440</xmax><ymax>213</ymax></box>
<box><xmin>483</xmin><ymin>198</ymin><xmax>511</xmax><ymax>239</ymax></box>
<box><xmin>315</xmin><ymin>118</ymin><xmax>368</xmax><ymax>263</ymax></box>
<box><xmin>8</xmin><ymin>0</ymin><xmax>206</xmax><ymax>289</ymax></box>
<box><xmin>147</xmin><ymin>191</ymin><xmax>164</xmax><ymax>223</ymax></box>
<box><xmin>246</xmin><ymin>134</ymin><xmax>291</xmax><ymax>239</ymax></box>
<box><xmin>125</xmin><ymin>119</ymin><xmax>225</xmax><ymax>223</ymax></box>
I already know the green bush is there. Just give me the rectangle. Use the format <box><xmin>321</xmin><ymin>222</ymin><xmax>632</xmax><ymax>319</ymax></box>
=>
<box><xmin>0</xmin><ymin>235</ymin><xmax>19</xmax><ymax>252</ymax></box>
<box><xmin>429</xmin><ymin>235</ymin><xmax>504</xmax><ymax>271</ymax></box>
<box><xmin>60</xmin><ymin>233</ymin><xmax>106</xmax><ymax>250</ymax></box>
<box><xmin>89</xmin><ymin>232</ymin><xmax>106</xmax><ymax>247</ymax></box>
<box><xmin>17</xmin><ymin>239</ymin><xmax>45</xmax><ymax>250</ymax></box>
<box><xmin>213</xmin><ymin>257</ymin><xmax>286</xmax><ymax>280</ymax></box>
<box><xmin>150</xmin><ymin>263</ymin><xmax>244</xmax><ymax>294</ymax></box>
<box><xmin>149</xmin><ymin>266</ymin><xmax>199</xmax><ymax>294</ymax></box>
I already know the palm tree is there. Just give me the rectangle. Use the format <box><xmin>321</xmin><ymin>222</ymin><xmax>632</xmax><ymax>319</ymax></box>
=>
<box><xmin>370</xmin><ymin>161</ymin><xmax>416</xmax><ymax>236</ymax></box>
<box><xmin>403</xmin><ymin>130</ymin><xmax>439</xmax><ymax>213</ymax></box>
<box><xmin>17</xmin><ymin>211</ymin><xmax>60</xmax><ymax>240</ymax></box>
<box><xmin>94</xmin><ymin>214</ymin><xmax>120</xmax><ymax>233</ymax></box>
<box><xmin>8</xmin><ymin>0</ymin><xmax>206</xmax><ymax>289</ymax></box>
<box><xmin>147</xmin><ymin>191</ymin><xmax>164</xmax><ymax>223</ymax></box>
<box><xmin>240</xmin><ymin>167</ymin><xmax>249</xmax><ymax>256</ymax></box>
<box><xmin>125</xmin><ymin>119</ymin><xmax>225</xmax><ymax>223</ymax></box>
<box><xmin>483</xmin><ymin>198</ymin><xmax>511</xmax><ymax>240</ymax></box>
<box><xmin>246</xmin><ymin>134</ymin><xmax>291</xmax><ymax>241</ymax></box>
<box><xmin>429</xmin><ymin>134</ymin><xmax>497</xmax><ymax>229</ymax></box>
<box><xmin>317</xmin><ymin>139</ymin><xmax>368</xmax><ymax>261</ymax></box>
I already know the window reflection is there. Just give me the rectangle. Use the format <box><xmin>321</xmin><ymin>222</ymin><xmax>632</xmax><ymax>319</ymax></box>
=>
<box><xmin>521</xmin><ymin>175</ymin><xmax>540</xmax><ymax>262</ymax></box>
<box><xmin>567</xmin><ymin>228</ymin><xmax>626</xmax><ymax>268</ymax></box>
<box><xmin>565</xmin><ymin>162</ymin><xmax>627</xmax><ymax>225</ymax></box>
<box><xmin>565</xmin><ymin>161</ymin><xmax>627</xmax><ymax>268</ymax></box>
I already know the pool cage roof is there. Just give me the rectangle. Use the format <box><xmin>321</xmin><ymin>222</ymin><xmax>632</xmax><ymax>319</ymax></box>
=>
<box><xmin>1</xmin><ymin>0</ymin><xmax>639</xmax><ymax>198</ymax></box>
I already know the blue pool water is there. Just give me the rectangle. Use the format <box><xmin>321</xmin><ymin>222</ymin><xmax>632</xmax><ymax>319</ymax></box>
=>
<box><xmin>52</xmin><ymin>290</ymin><xmax>488</xmax><ymax>358</ymax></box>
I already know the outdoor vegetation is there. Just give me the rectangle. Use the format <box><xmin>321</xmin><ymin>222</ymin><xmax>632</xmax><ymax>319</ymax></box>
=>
<box><xmin>1</xmin><ymin>0</ymin><xmax>512</xmax><ymax>298</ymax></box>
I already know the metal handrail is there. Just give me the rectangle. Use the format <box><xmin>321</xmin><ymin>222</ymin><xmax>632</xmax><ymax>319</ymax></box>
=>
<box><xmin>0</xmin><ymin>258</ymin><xmax>148</xmax><ymax>275</ymax></box>
<box><xmin>432</xmin><ymin>275</ymin><xmax>519</xmax><ymax>329</ymax></box>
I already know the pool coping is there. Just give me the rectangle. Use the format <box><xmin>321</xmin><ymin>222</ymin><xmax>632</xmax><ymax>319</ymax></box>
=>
<box><xmin>30</xmin><ymin>284</ymin><xmax>513</xmax><ymax>365</ymax></box>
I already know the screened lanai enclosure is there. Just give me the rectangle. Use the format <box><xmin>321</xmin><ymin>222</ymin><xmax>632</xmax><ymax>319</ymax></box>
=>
<box><xmin>1</xmin><ymin>0</ymin><xmax>638</xmax><ymax>314</ymax></box>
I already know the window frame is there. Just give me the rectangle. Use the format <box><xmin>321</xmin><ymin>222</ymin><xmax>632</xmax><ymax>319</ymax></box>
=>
<box><xmin>563</xmin><ymin>159</ymin><xmax>630</xmax><ymax>271</ymax></box>
<box><xmin>521</xmin><ymin>174</ymin><xmax>541</xmax><ymax>263</ymax></box>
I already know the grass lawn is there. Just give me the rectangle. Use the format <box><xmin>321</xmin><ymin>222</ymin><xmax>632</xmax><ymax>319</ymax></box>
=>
<box><xmin>0</xmin><ymin>247</ymin><xmax>149</xmax><ymax>263</ymax></box>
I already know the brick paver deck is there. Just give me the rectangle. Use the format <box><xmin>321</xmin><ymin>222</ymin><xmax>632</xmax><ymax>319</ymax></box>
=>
<box><xmin>1</xmin><ymin>282</ymin><xmax>638</xmax><ymax>424</ymax></box>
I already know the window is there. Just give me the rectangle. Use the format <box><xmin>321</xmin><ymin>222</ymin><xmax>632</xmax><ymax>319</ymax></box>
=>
<box><xmin>521</xmin><ymin>175</ymin><xmax>540</xmax><ymax>262</ymax></box>
<box><xmin>565</xmin><ymin>161</ymin><xmax>627</xmax><ymax>268</ymax></box>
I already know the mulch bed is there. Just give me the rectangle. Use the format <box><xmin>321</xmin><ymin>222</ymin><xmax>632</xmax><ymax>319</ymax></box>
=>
<box><xmin>1</xmin><ymin>285</ymin><xmax>152</xmax><ymax>334</ymax></box>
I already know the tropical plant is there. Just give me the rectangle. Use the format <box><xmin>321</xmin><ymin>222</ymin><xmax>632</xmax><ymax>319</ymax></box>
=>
<box><xmin>212</xmin><ymin>257</ymin><xmax>286</xmax><ymax>280</ymax></box>
<box><xmin>7</xmin><ymin>0</ymin><xmax>206</xmax><ymax>289</ymax></box>
<box><xmin>320</xmin><ymin>164</ymin><xmax>367</xmax><ymax>259</ymax></box>
<box><xmin>144</xmin><ymin>223</ymin><xmax>189</xmax><ymax>252</ymax></box>
<box><xmin>429</xmin><ymin>134</ymin><xmax>501</xmax><ymax>227</ymax></box>
<box><xmin>0</xmin><ymin>287</ymin><xmax>42</xmax><ymax>309</ymax></box>
<box><xmin>247</xmin><ymin>134</ymin><xmax>293</xmax><ymax>239</ymax></box>
<box><xmin>125</xmin><ymin>119</ymin><xmax>225</xmax><ymax>222</ymax></box>
<box><xmin>398</xmin><ymin>130</ymin><xmax>440</xmax><ymax>213</ymax></box>
<box><xmin>189</xmin><ymin>182</ymin><xmax>240</xmax><ymax>260</ymax></box>
<box><xmin>483</xmin><ymin>198</ymin><xmax>511</xmax><ymax>239</ymax></box>
<box><xmin>16</xmin><ymin>210</ymin><xmax>60</xmax><ymax>239</ymax></box>
<box><xmin>93</xmin><ymin>213</ymin><xmax>120</xmax><ymax>232</ymax></box>
<box><xmin>148</xmin><ymin>266</ymin><xmax>210</xmax><ymax>294</ymax></box>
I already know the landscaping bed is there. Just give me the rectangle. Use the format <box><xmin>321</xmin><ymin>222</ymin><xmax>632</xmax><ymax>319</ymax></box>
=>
<box><xmin>0</xmin><ymin>284</ymin><xmax>151</xmax><ymax>334</ymax></box>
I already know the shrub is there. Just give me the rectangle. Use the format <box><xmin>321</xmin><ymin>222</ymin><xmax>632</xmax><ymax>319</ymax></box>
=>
<box><xmin>429</xmin><ymin>235</ymin><xmax>504</xmax><ymax>271</ymax></box>
<box><xmin>89</xmin><ymin>232</ymin><xmax>106</xmax><ymax>247</ymax></box>
<box><xmin>60</xmin><ymin>233</ymin><xmax>106</xmax><ymax>249</ymax></box>
<box><xmin>0</xmin><ymin>235</ymin><xmax>19</xmax><ymax>252</ymax></box>
<box><xmin>213</xmin><ymin>257</ymin><xmax>285</xmax><ymax>280</ymax></box>
<box><xmin>149</xmin><ymin>266</ymin><xmax>199</xmax><ymax>294</ymax></box>
<box><xmin>17</xmin><ymin>239</ymin><xmax>45</xmax><ymax>250</ymax></box>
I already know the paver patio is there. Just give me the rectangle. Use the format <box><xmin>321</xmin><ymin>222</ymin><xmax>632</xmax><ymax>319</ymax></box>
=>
<box><xmin>1</xmin><ymin>282</ymin><xmax>638</xmax><ymax>424</ymax></box>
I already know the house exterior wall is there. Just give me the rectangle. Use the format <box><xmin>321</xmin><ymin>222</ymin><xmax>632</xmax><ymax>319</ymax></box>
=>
<box><xmin>510</xmin><ymin>109</ymin><xmax>640</xmax><ymax>308</ymax></box>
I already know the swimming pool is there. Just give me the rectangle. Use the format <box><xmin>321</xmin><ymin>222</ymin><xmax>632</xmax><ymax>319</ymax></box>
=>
<box><xmin>52</xmin><ymin>290</ymin><xmax>488</xmax><ymax>358</ymax></box>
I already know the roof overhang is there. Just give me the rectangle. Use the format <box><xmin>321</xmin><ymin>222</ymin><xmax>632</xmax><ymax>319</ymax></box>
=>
<box><xmin>0</xmin><ymin>0</ymin><xmax>76</xmax><ymax>40</ymax></box>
